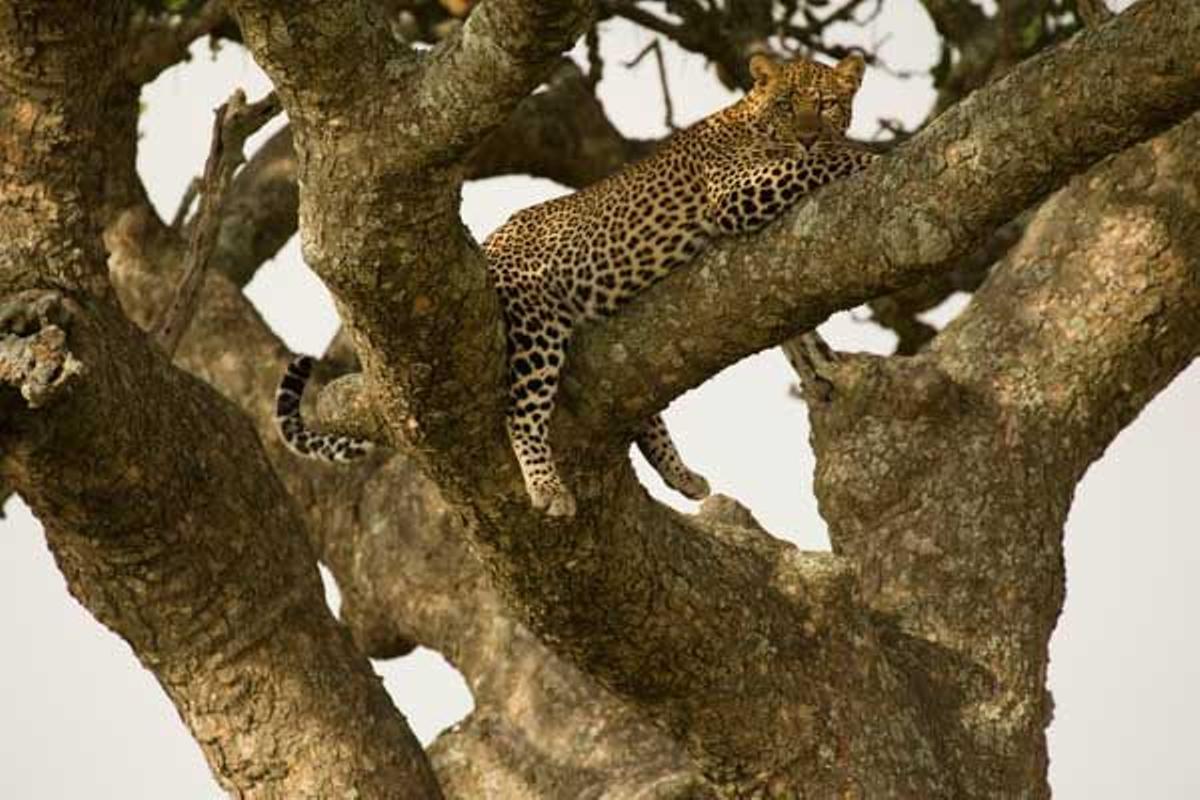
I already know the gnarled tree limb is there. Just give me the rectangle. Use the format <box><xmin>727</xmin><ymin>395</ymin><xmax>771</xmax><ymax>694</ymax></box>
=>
<box><xmin>0</xmin><ymin>3</ymin><xmax>442</xmax><ymax>796</ymax></box>
<box><xmin>799</xmin><ymin>110</ymin><xmax>1200</xmax><ymax>799</ymax></box>
<box><xmin>202</xmin><ymin>0</ymin><xmax>1200</xmax><ymax>793</ymax></box>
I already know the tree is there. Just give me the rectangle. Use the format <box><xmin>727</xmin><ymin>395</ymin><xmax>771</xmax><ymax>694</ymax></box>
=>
<box><xmin>1</xmin><ymin>0</ymin><xmax>1197</xmax><ymax>797</ymax></box>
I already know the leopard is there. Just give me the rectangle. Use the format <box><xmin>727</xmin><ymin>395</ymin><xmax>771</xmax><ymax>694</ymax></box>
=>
<box><xmin>275</xmin><ymin>52</ymin><xmax>879</xmax><ymax>518</ymax></box>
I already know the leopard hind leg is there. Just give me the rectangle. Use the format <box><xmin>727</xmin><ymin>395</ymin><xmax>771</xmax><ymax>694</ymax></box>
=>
<box><xmin>636</xmin><ymin>414</ymin><xmax>710</xmax><ymax>500</ymax></box>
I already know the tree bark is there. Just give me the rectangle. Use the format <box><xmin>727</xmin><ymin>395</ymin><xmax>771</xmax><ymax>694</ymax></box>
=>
<box><xmin>788</xmin><ymin>112</ymin><xmax>1200</xmax><ymax>797</ymax></box>
<box><xmin>214</xmin><ymin>0</ymin><xmax>1200</xmax><ymax>793</ymax></box>
<box><xmin>0</xmin><ymin>4</ymin><xmax>442</xmax><ymax>797</ymax></box>
<box><xmin>6</xmin><ymin>0</ymin><xmax>1199</xmax><ymax>797</ymax></box>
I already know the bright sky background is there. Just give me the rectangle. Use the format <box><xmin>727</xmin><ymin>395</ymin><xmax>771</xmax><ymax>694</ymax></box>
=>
<box><xmin>2</xmin><ymin>4</ymin><xmax>1197</xmax><ymax>798</ymax></box>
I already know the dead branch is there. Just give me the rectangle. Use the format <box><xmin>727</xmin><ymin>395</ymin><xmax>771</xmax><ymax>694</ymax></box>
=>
<box><xmin>152</xmin><ymin>89</ymin><xmax>280</xmax><ymax>356</ymax></box>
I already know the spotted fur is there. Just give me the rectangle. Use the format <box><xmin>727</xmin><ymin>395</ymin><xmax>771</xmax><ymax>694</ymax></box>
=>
<box><xmin>488</xmin><ymin>53</ymin><xmax>878</xmax><ymax>516</ymax></box>
<box><xmin>274</xmin><ymin>54</ymin><xmax>878</xmax><ymax>517</ymax></box>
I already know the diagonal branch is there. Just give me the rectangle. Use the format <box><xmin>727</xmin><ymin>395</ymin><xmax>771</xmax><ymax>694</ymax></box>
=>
<box><xmin>408</xmin><ymin>0</ymin><xmax>596</xmax><ymax>167</ymax></box>
<box><xmin>930</xmin><ymin>116</ymin><xmax>1200</xmax><ymax>480</ymax></box>
<box><xmin>227</xmin><ymin>0</ymin><xmax>593</xmax><ymax>168</ymax></box>
<box><xmin>153</xmin><ymin>89</ymin><xmax>280</xmax><ymax>355</ymax></box>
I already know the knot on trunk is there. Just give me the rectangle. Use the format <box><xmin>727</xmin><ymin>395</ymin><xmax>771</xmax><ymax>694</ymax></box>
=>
<box><xmin>0</xmin><ymin>290</ymin><xmax>84</xmax><ymax>408</ymax></box>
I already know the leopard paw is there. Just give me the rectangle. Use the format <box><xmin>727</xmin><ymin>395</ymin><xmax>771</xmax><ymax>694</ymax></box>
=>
<box><xmin>529</xmin><ymin>479</ymin><xmax>577</xmax><ymax>518</ymax></box>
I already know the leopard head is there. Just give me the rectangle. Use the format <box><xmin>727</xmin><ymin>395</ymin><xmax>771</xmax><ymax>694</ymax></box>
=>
<box><xmin>746</xmin><ymin>53</ymin><xmax>865</xmax><ymax>143</ymax></box>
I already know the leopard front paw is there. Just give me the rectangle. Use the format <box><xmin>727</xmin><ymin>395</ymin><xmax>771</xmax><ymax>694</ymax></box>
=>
<box><xmin>528</xmin><ymin>478</ymin><xmax>577</xmax><ymax>518</ymax></box>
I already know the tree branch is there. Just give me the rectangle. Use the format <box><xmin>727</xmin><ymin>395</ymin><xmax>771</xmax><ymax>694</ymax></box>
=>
<box><xmin>0</xmin><ymin>4</ymin><xmax>441</xmax><ymax>796</ymax></box>
<box><xmin>212</xmin><ymin>0</ymin><xmax>1200</xmax><ymax>791</ymax></box>
<box><xmin>567</xmin><ymin>0</ymin><xmax>1200</xmax><ymax>437</ymax></box>
<box><xmin>796</xmin><ymin>111</ymin><xmax>1200</xmax><ymax>799</ymax></box>
<box><xmin>153</xmin><ymin>89</ymin><xmax>280</xmax><ymax>355</ymax></box>
<box><xmin>930</xmin><ymin>115</ymin><xmax>1200</xmax><ymax>479</ymax></box>
<box><xmin>122</xmin><ymin>0</ymin><xmax>230</xmax><ymax>85</ymax></box>
<box><xmin>409</xmin><ymin>0</ymin><xmax>596</xmax><ymax>166</ymax></box>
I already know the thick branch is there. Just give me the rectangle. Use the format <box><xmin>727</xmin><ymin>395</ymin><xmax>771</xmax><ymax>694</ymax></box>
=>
<box><xmin>227</xmin><ymin>0</ymin><xmax>593</xmax><ymax>167</ymax></box>
<box><xmin>308</xmin><ymin>454</ymin><xmax>716</xmax><ymax>799</ymax></box>
<box><xmin>799</xmin><ymin>112</ymin><xmax>1200</xmax><ymax>799</ymax></box>
<box><xmin>409</xmin><ymin>0</ymin><xmax>596</xmax><ymax>166</ymax></box>
<box><xmin>2</xmin><ymin>303</ymin><xmax>444</xmax><ymax>799</ymax></box>
<box><xmin>0</xmin><ymin>4</ymin><xmax>441</xmax><ymax>796</ymax></box>
<box><xmin>930</xmin><ymin>115</ymin><xmax>1200</xmax><ymax>479</ymax></box>
<box><xmin>221</xmin><ymin>2</ymin><xmax>401</xmax><ymax>115</ymax></box>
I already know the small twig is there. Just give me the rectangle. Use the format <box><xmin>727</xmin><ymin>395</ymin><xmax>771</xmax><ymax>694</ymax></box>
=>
<box><xmin>865</xmin><ymin>49</ymin><xmax>921</xmax><ymax>81</ymax></box>
<box><xmin>602</xmin><ymin>1</ymin><xmax>688</xmax><ymax>42</ymax></box>
<box><xmin>625</xmin><ymin>39</ymin><xmax>678</xmax><ymax>132</ymax></box>
<box><xmin>153</xmin><ymin>89</ymin><xmax>281</xmax><ymax>357</ymax></box>
<box><xmin>874</xmin><ymin>117</ymin><xmax>914</xmax><ymax>144</ymax></box>
<box><xmin>810</xmin><ymin>0</ymin><xmax>876</xmax><ymax>37</ymax></box>
<box><xmin>170</xmin><ymin>177</ymin><xmax>201</xmax><ymax>231</ymax></box>
<box><xmin>584</xmin><ymin>24</ymin><xmax>605</xmax><ymax>90</ymax></box>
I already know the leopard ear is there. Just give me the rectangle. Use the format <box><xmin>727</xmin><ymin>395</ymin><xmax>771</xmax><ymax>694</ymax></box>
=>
<box><xmin>749</xmin><ymin>54</ymin><xmax>782</xmax><ymax>88</ymax></box>
<box><xmin>834</xmin><ymin>53</ymin><xmax>866</xmax><ymax>88</ymax></box>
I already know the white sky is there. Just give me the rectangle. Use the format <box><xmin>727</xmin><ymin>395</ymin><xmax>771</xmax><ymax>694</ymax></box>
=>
<box><xmin>2</xmin><ymin>4</ymin><xmax>1197</xmax><ymax>798</ymax></box>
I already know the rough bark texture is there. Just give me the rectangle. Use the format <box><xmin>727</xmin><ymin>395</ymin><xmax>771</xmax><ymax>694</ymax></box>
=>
<box><xmin>791</xmin><ymin>114</ymin><xmax>1200</xmax><ymax>797</ymax></box>
<box><xmin>5</xmin><ymin>0</ymin><xmax>1199</xmax><ymax>797</ymax></box>
<box><xmin>0</xmin><ymin>4</ymin><xmax>442</xmax><ymax>797</ymax></box>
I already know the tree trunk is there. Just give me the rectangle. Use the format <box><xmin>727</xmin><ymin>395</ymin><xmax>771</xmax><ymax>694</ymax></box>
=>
<box><xmin>3</xmin><ymin>0</ymin><xmax>1197</xmax><ymax>796</ymax></box>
